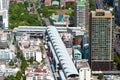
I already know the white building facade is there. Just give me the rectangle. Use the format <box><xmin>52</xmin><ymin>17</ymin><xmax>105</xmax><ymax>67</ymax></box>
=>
<box><xmin>76</xmin><ymin>60</ymin><xmax>92</xmax><ymax>80</ymax></box>
<box><xmin>16</xmin><ymin>33</ymin><xmax>42</xmax><ymax>62</ymax></box>
<box><xmin>75</xmin><ymin>0</ymin><xmax>89</xmax><ymax>27</ymax></box>
<box><xmin>0</xmin><ymin>0</ymin><xmax>9</xmax><ymax>28</ymax></box>
<box><xmin>79</xmin><ymin>66</ymin><xmax>91</xmax><ymax>80</ymax></box>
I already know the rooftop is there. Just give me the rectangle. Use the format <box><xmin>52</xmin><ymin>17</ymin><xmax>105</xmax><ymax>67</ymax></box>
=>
<box><xmin>77</xmin><ymin>1</ymin><xmax>85</xmax><ymax>6</ymax></box>
<box><xmin>91</xmin><ymin>9</ymin><xmax>114</xmax><ymax>18</ymax></box>
<box><xmin>47</xmin><ymin>26</ymin><xmax>79</xmax><ymax>78</ymax></box>
<box><xmin>76</xmin><ymin>60</ymin><xmax>90</xmax><ymax>69</ymax></box>
<box><xmin>34</xmin><ymin>69</ymin><xmax>46</xmax><ymax>73</ymax></box>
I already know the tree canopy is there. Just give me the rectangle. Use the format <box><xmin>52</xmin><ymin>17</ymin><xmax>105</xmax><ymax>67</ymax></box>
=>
<box><xmin>4</xmin><ymin>71</ymin><xmax>22</xmax><ymax>80</ymax></box>
<box><xmin>89</xmin><ymin>0</ymin><xmax>95</xmax><ymax>10</ymax></box>
<box><xmin>9</xmin><ymin>2</ymin><xmax>42</xmax><ymax>29</ymax></box>
<box><xmin>9</xmin><ymin>60</ymin><xmax>14</xmax><ymax>66</ymax></box>
<box><xmin>21</xmin><ymin>57</ymin><xmax>29</xmax><ymax>71</ymax></box>
<box><xmin>37</xmin><ymin>6</ymin><xmax>57</xmax><ymax>18</ymax></box>
<box><xmin>114</xmin><ymin>53</ymin><xmax>120</xmax><ymax>70</ymax></box>
<box><xmin>98</xmin><ymin>73</ymin><xmax>104</xmax><ymax>80</ymax></box>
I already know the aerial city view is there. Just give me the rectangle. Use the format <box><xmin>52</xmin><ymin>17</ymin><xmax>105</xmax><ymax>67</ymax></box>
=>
<box><xmin>0</xmin><ymin>0</ymin><xmax>120</xmax><ymax>80</ymax></box>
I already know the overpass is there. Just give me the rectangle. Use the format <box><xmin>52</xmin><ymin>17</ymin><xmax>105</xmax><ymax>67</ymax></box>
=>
<box><xmin>14</xmin><ymin>26</ymin><xmax>85</xmax><ymax>33</ymax></box>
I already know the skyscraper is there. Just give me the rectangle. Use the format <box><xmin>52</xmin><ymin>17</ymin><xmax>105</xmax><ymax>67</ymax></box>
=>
<box><xmin>0</xmin><ymin>0</ymin><xmax>8</xmax><ymax>10</ymax></box>
<box><xmin>0</xmin><ymin>0</ymin><xmax>9</xmax><ymax>28</ymax></box>
<box><xmin>114</xmin><ymin>0</ymin><xmax>120</xmax><ymax>26</ymax></box>
<box><xmin>89</xmin><ymin>9</ymin><xmax>113</xmax><ymax>71</ymax></box>
<box><xmin>74</xmin><ymin>0</ymin><xmax>89</xmax><ymax>28</ymax></box>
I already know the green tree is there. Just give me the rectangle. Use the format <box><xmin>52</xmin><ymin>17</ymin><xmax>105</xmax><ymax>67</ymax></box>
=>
<box><xmin>40</xmin><ymin>45</ymin><xmax>44</xmax><ymax>59</ymax></box>
<box><xmin>23</xmin><ymin>76</ymin><xmax>26</xmax><ymax>80</ymax></box>
<box><xmin>30</xmin><ymin>3</ymin><xmax>33</xmax><ymax>7</ymax></box>
<box><xmin>66</xmin><ymin>2</ymin><xmax>74</xmax><ymax>9</ymax></box>
<box><xmin>98</xmin><ymin>73</ymin><xmax>104</xmax><ymax>80</ymax></box>
<box><xmin>15</xmin><ymin>71</ymin><xmax>22</xmax><ymax>80</ymax></box>
<box><xmin>111</xmin><ymin>11</ymin><xmax>114</xmax><ymax>15</ymax></box>
<box><xmin>21</xmin><ymin>57</ymin><xmax>28</xmax><ymax>72</ymax></box>
<box><xmin>40</xmin><ymin>45</ymin><xmax>44</xmax><ymax>53</ymax></box>
<box><xmin>9</xmin><ymin>2</ymin><xmax>42</xmax><ymax>29</ymax></box>
<box><xmin>35</xmin><ymin>0</ymin><xmax>40</xmax><ymax>7</ymax></box>
<box><xmin>114</xmin><ymin>53</ymin><xmax>120</xmax><ymax>70</ymax></box>
<box><xmin>4</xmin><ymin>75</ymin><xmax>16</xmax><ymax>80</ymax></box>
<box><xmin>9</xmin><ymin>60</ymin><xmax>14</xmax><ymax>66</ymax></box>
<box><xmin>29</xmin><ymin>57</ymin><xmax>34</xmax><ymax>64</ymax></box>
<box><xmin>41</xmin><ymin>6</ymin><xmax>49</xmax><ymax>18</ymax></box>
<box><xmin>16</xmin><ymin>52</ymin><xmax>23</xmax><ymax>59</ymax></box>
<box><xmin>89</xmin><ymin>0</ymin><xmax>95</xmax><ymax>10</ymax></box>
<box><xmin>24</xmin><ymin>1</ymin><xmax>29</xmax><ymax>7</ymax></box>
<box><xmin>37</xmin><ymin>8</ymin><xmax>42</xmax><ymax>14</ymax></box>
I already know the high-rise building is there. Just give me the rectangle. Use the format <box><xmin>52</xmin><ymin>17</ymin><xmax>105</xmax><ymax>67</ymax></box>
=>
<box><xmin>0</xmin><ymin>0</ymin><xmax>8</xmax><ymax>10</ymax></box>
<box><xmin>0</xmin><ymin>13</ymin><xmax>3</xmax><ymax>28</ymax></box>
<box><xmin>89</xmin><ymin>9</ymin><xmax>113</xmax><ymax>71</ymax></box>
<box><xmin>74</xmin><ymin>0</ymin><xmax>89</xmax><ymax>28</ymax></box>
<box><xmin>0</xmin><ymin>0</ymin><xmax>9</xmax><ymax>29</ymax></box>
<box><xmin>114</xmin><ymin>0</ymin><xmax>120</xmax><ymax>26</ymax></box>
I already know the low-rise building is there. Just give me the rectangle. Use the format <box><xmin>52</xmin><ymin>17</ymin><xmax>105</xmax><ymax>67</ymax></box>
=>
<box><xmin>44</xmin><ymin>0</ymin><xmax>52</xmax><ymax>6</ymax></box>
<box><xmin>16</xmin><ymin>33</ymin><xmax>42</xmax><ymax>62</ymax></box>
<box><xmin>73</xmin><ymin>49</ymin><xmax>82</xmax><ymax>60</ymax></box>
<box><xmin>0</xmin><ymin>32</ymin><xmax>8</xmax><ymax>49</ymax></box>
<box><xmin>50</xmin><ymin>14</ymin><xmax>70</xmax><ymax>27</ymax></box>
<box><xmin>25</xmin><ymin>66</ymin><xmax>54</xmax><ymax>80</ymax></box>
<box><xmin>76</xmin><ymin>60</ymin><xmax>92</xmax><ymax>80</ymax></box>
<box><xmin>0</xmin><ymin>49</ymin><xmax>15</xmax><ymax>59</ymax></box>
<box><xmin>0</xmin><ymin>65</ymin><xmax>19</xmax><ymax>77</ymax></box>
<box><xmin>0</xmin><ymin>31</ymin><xmax>15</xmax><ymax>60</ymax></box>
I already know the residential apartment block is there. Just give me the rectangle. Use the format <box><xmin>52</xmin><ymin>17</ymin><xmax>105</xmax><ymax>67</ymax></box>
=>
<box><xmin>0</xmin><ymin>0</ymin><xmax>9</xmax><ymax>28</ymax></box>
<box><xmin>16</xmin><ymin>33</ymin><xmax>42</xmax><ymax>62</ymax></box>
<box><xmin>25</xmin><ymin>66</ymin><xmax>54</xmax><ymax>80</ymax></box>
<box><xmin>74</xmin><ymin>0</ymin><xmax>89</xmax><ymax>27</ymax></box>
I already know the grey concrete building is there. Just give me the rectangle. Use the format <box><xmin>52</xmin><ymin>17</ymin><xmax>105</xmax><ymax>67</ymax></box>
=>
<box><xmin>114</xmin><ymin>0</ymin><xmax>120</xmax><ymax>26</ymax></box>
<box><xmin>74</xmin><ymin>0</ymin><xmax>89</xmax><ymax>28</ymax></box>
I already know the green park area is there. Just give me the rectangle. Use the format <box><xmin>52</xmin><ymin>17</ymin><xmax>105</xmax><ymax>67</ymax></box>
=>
<box><xmin>9</xmin><ymin>2</ymin><xmax>42</xmax><ymax>29</ymax></box>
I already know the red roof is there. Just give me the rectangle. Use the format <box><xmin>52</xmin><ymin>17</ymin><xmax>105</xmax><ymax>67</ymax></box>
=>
<box><xmin>44</xmin><ymin>0</ymin><xmax>51</xmax><ymax>6</ymax></box>
<box><xmin>25</xmin><ymin>73</ymin><xmax>29</xmax><ymax>76</ymax></box>
<box><xmin>25</xmin><ymin>67</ymin><xmax>28</xmax><ymax>70</ymax></box>
<box><xmin>34</xmin><ymin>69</ymin><xmax>46</xmax><ymax>73</ymax></box>
<box><xmin>66</xmin><ymin>0</ymin><xmax>75</xmax><ymax>2</ymax></box>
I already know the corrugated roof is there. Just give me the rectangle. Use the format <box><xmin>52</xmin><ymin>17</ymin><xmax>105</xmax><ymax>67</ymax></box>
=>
<box><xmin>47</xmin><ymin>26</ymin><xmax>78</xmax><ymax>78</ymax></box>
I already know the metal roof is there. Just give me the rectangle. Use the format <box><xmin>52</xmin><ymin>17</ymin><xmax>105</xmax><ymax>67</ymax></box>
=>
<box><xmin>47</xmin><ymin>26</ymin><xmax>78</xmax><ymax>78</ymax></box>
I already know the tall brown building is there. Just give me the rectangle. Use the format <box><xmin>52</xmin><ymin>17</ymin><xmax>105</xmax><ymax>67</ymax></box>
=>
<box><xmin>89</xmin><ymin>9</ymin><xmax>114</xmax><ymax>71</ymax></box>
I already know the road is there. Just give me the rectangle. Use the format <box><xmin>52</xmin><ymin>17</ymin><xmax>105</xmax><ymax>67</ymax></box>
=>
<box><xmin>34</xmin><ymin>0</ymin><xmax>41</xmax><ymax>21</ymax></box>
<box><xmin>43</xmin><ymin>18</ymin><xmax>53</xmax><ymax>26</ymax></box>
<box><xmin>41</xmin><ymin>41</ymin><xmax>55</xmax><ymax>79</ymax></box>
<box><xmin>29</xmin><ymin>0</ymin><xmax>41</xmax><ymax>21</ymax></box>
<box><xmin>94</xmin><ymin>0</ymin><xmax>104</xmax><ymax>9</ymax></box>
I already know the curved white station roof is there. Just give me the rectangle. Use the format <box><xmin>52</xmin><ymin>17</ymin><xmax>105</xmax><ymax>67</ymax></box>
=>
<box><xmin>47</xmin><ymin>26</ymin><xmax>78</xmax><ymax>77</ymax></box>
